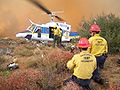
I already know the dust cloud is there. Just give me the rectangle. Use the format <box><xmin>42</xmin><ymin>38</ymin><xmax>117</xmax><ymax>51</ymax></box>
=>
<box><xmin>0</xmin><ymin>0</ymin><xmax>120</xmax><ymax>38</ymax></box>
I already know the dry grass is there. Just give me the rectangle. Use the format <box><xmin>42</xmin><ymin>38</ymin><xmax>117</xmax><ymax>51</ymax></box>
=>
<box><xmin>0</xmin><ymin>56</ymin><xmax>6</xmax><ymax>64</ymax></box>
<box><xmin>61</xmin><ymin>81</ymin><xmax>81</xmax><ymax>90</ymax></box>
<box><xmin>14</xmin><ymin>45</ymin><xmax>34</xmax><ymax>57</ymax></box>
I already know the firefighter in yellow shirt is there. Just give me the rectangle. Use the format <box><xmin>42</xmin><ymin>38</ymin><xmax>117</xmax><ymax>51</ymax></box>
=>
<box><xmin>52</xmin><ymin>25</ymin><xmax>61</xmax><ymax>47</ymax></box>
<box><xmin>88</xmin><ymin>24</ymin><xmax>108</xmax><ymax>70</ymax></box>
<box><xmin>64</xmin><ymin>38</ymin><xmax>97</xmax><ymax>90</ymax></box>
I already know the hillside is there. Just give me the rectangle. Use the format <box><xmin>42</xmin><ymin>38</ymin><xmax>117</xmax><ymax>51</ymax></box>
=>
<box><xmin>0</xmin><ymin>38</ymin><xmax>120</xmax><ymax>90</ymax></box>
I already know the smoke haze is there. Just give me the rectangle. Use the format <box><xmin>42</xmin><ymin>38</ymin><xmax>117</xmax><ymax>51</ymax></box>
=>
<box><xmin>0</xmin><ymin>0</ymin><xmax>120</xmax><ymax>38</ymax></box>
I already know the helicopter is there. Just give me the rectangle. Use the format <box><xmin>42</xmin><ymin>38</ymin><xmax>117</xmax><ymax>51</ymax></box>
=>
<box><xmin>16</xmin><ymin>0</ymin><xmax>71</xmax><ymax>42</ymax></box>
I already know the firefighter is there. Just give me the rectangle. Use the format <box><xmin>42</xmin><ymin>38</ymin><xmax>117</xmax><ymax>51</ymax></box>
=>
<box><xmin>58</xmin><ymin>28</ymin><xmax>62</xmax><ymax>47</ymax></box>
<box><xmin>88</xmin><ymin>24</ymin><xmax>108</xmax><ymax>70</ymax></box>
<box><xmin>52</xmin><ymin>25</ymin><xmax>61</xmax><ymax>47</ymax></box>
<box><xmin>64</xmin><ymin>38</ymin><xmax>97</xmax><ymax>90</ymax></box>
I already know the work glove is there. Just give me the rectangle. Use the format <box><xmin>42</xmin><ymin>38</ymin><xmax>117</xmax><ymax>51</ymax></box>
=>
<box><xmin>103</xmin><ymin>53</ymin><xmax>108</xmax><ymax>58</ymax></box>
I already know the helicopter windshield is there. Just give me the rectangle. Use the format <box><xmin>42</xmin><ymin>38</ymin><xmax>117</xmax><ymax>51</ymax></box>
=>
<box><xmin>28</xmin><ymin>24</ymin><xmax>36</xmax><ymax>32</ymax></box>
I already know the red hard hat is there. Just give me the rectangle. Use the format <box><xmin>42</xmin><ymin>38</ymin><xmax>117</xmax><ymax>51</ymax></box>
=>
<box><xmin>89</xmin><ymin>24</ymin><xmax>101</xmax><ymax>32</ymax></box>
<box><xmin>78</xmin><ymin>38</ymin><xmax>90</xmax><ymax>48</ymax></box>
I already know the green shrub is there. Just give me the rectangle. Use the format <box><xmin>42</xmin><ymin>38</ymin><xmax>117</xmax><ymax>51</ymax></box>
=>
<box><xmin>1</xmin><ymin>70</ymin><xmax>11</xmax><ymax>77</ymax></box>
<box><xmin>79</xmin><ymin>14</ymin><xmax>120</xmax><ymax>53</ymax></box>
<box><xmin>78</xmin><ymin>19</ymin><xmax>91</xmax><ymax>38</ymax></box>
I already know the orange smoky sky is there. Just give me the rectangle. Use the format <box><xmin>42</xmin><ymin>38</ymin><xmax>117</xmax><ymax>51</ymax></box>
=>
<box><xmin>0</xmin><ymin>0</ymin><xmax>120</xmax><ymax>38</ymax></box>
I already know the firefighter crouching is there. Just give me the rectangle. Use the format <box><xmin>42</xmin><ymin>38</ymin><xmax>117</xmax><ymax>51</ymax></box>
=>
<box><xmin>64</xmin><ymin>38</ymin><xmax>97</xmax><ymax>90</ymax></box>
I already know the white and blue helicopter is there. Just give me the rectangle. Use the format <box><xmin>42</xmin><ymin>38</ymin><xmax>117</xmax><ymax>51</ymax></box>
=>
<box><xmin>16</xmin><ymin>0</ymin><xmax>71</xmax><ymax>42</ymax></box>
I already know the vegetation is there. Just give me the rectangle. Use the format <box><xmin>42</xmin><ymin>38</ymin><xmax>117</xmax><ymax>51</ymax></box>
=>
<box><xmin>0</xmin><ymin>56</ymin><xmax>6</xmax><ymax>65</ymax></box>
<box><xmin>79</xmin><ymin>14</ymin><xmax>120</xmax><ymax>53</ymax></box>
<box><xmin>0</xmin><ymin>38</ymin><xmax>120</xmax><ymax>90</ymax></box>
<box><xmin>14</xmin><ymin>45</ymin><xmax>34</xmax><ymax>56</ymax></box>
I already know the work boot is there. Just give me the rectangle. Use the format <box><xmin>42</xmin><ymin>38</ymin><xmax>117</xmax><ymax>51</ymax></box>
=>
<box><xmin>82</xmin><ymin>85</ymin><xmax>91</xmax><ymax>90</ymax></box>
<box><xmin>117</xmin><ymin>58</ymin><xmax>120</xmax><ymax>64</ymax></box>
<box><xmin>94</xmin><ymin>78</ymin><xmax>104</xmax><ymax>85</ymax></box>
<box><xmin>94</xmin><ymin>78</ymin><xmax>109</xmax><ymax>87</ymax></box>
<box><xmin>63</xmin><ymin>78</ymin><xmax>71</xmax><ymax>85</ymax></box>
<box><xmin>98</xmin><ymin>78</ymin><xmax>105</xmax><ymax>85</ymax></box>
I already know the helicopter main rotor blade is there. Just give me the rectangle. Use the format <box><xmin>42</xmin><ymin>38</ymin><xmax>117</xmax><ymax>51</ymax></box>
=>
<box><xmin>27</xmin><ymin>0</ymin><xmax>65</xmax><ymax>21</ymax></box>
<box><xmin>27</xmin><ymin>0</ymin><xmax>52</xmax><ymax>14</ymax></box>
<box><xmin>55</xmin><ymin>15</ymin><xmax>64</xmax><ymax>21</ymax></box>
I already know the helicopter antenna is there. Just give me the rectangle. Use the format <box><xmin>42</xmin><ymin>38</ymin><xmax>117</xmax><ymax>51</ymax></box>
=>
<box><xmin>27</xmin><ymin>0</ymin><xmax>64</xmax><ymax>21</ymax></box>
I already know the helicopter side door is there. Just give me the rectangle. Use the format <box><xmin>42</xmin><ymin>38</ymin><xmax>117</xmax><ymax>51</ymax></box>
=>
<box><xmin>40</xmin><ymin>27</ymin><xmax>50</xmax><ymax>40</ymax></box>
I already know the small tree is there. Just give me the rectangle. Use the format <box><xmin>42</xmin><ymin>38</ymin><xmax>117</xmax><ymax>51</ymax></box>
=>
<box><xmin>79</xmin><ymin>14</ymin><xmax>120</xmax><ymax>53</ymax></box>
<box><xmin>78</xmin><ymin>19</ymin><xmax>90</xmax><ymax>38</ymax></box>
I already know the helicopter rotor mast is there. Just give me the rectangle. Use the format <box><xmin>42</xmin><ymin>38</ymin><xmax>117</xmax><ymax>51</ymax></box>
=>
<box><xmin>27</xmin><ymin>0</ymin><xmax>64</xmax><ymax>21</ymax></box>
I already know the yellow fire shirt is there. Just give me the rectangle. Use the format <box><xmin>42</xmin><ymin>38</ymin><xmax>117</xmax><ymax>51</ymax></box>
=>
<box><xmin>67</xmin><ymin>51</ymin><xmax>96</xmax><ymax>79</ymax></box>
<box><xmin>88</xmin><ymin>34</ymin><xmax>108</xmax><ymax>56</ymax></box>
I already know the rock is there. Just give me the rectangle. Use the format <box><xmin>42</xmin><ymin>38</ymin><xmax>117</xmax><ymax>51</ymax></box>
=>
<box><xmin>7</xmin><ymin>62</ymin><xmax>19</xmax><ymax>70</ymax></box>
<box><xmin>0</xmin><ymin>48</ymin><xmax>13</xmax><ymax>55</ymax></box>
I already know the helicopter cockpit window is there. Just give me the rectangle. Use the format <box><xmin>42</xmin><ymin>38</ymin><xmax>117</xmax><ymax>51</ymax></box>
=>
<box><xmin>28</xmin><ymin>25</ymin><xmax>36</xmax><ymax>32</ymax></box>
<box><xmin>34</xmin><ymin>28</ymin><xmax>41</xmax><ymax>33</ymax></box>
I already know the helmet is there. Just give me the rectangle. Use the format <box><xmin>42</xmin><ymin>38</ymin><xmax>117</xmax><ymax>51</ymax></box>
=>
<box><xmin>89</xmin><ymin>24</ymin><xmax>101</xmax><ymax>32</ymax></box>
<box><xmin>53</xmin><ymin>25</ymin><xmax>56</xmax><ymax>27</ymax></box>
<box><xmin>78</xmin><ymin>38</ymin><xmax>90</xmax><ymax>48</ymax></box>
<box><xmin>53</xmin><ymin>23</ymin><xmax>58</xmax><ymax>29</ymax></box>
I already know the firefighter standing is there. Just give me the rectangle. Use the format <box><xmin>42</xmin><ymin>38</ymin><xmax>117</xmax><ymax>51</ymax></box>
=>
<box><xmin>58</xmin><ymin>28</ymin><xmax>62</xmax><ymax>47</ymax></box>
<box><xmin>64</xmin><ymin>38</ymin><xmax>97</xmax><ymax>90</ymax></box>
<box><xmin>88</xmin><ymin>24</ymin><xmax>108</xmax><ymax>70</ymax></box>
<box><xmin>87</xmin><ymin>24</ymin><xmax>108</xmax><ymax>85</ymax></box>
<box><xmin>52</xmin><ymin>25</ymin><xmax>61</xmax><ymax>47</ymax></box>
